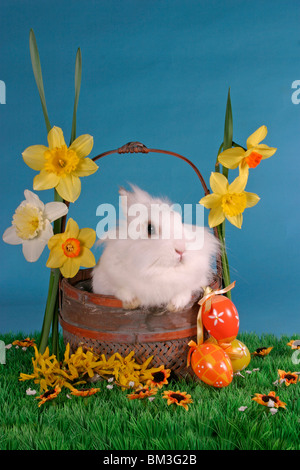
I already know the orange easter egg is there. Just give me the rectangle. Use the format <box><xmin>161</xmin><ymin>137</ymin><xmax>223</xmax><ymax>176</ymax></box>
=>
<box><xmin>188</xmin><ymin>342</ymin><xmax>233</xmax><ymax>388</ymax></box>
<box><xmin>202</xmin><ymin>295</ymin><xmax>239</xmax><ymax>342</ymax></box>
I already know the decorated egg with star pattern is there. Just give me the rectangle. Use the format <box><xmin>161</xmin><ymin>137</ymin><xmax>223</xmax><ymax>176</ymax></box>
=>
<box><xmin>229</xmin><ymin>339</ymin><xmax>251</xmax><ymax>373</ymax></box>
<box><xmin>188</xmin><ymin>341</ymin><xmax>233</xmax><ymax>388</ymax></box>
<box><xmin>202</xmin><ymin>295</ymin><xmax>239</xmax><ymax>342</ymax></box>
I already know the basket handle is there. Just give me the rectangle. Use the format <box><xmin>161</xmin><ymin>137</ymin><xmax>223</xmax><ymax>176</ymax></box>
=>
<box><xmin>62</xmin><ymin>141</ymin><xmax>222</xmax><ymax>282</ymax></box>
<box><xmin>92</xmin><ymin>141</ymin><xmax>211</xmax><ymax>196</ymax></box>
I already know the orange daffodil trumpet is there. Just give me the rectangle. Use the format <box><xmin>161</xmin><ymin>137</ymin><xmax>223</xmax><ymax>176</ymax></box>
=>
<box><xmin>199</xmin><ymin>171</ymin><xmax>260</xmax><ymax>229</ymax></box>
<box><xmin>218</xmin><ymin>125</ymin><xmax>277</xmax><ymax>175</ymax></box>
<box><xmin>46</xmin><ymin>218</ymin><xmax>96</xmax><ymax>278</ymax></box>
<box><xmin>22</xmin><ymin>126</ymin><xmax>98</xmax><ymax>203</ymax></box>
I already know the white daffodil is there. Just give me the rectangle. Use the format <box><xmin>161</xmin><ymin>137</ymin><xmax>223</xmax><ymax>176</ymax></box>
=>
<box><xmin>3</xmin><ymin>190</ymin><xmax>68</xmax><ymax>262</ymax></box>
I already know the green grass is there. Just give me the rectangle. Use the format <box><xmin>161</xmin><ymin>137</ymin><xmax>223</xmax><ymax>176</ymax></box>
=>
<box><xmin>0</xmin><ymin>331</ymin><xmax>299</xmax><ymax>450</ymax></box>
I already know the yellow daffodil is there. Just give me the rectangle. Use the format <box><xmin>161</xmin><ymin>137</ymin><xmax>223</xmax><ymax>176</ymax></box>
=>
<box><xmin>46</xmin><ymin>218</ymin><xmax>96</xmax><ymax>278</ymax></box>
<box><xmin>22</xmin><ymin>126</ymin><xmax>98</xmax><ymax>203</ymax></box>
<box><xmin>218</xmin><ymin>125</ymin><xmax>277</xmax><ymax>174</ymax></box>
<box><xmin>199</xmin><ymin>171</ymin><xmax>260</xmax><ymax>229</ymax></box>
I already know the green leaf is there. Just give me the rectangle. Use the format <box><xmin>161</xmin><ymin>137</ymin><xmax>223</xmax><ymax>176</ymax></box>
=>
<box><xmin>215</xmin><ymin>141</ymin><xmax>224</xmax><ymax>172</ymax></box>
<box><xmin>70</xmin><ymin>48</ymin><xmax>82</xmax><ymax>145</ymax></box>
<box><xmin>29</xmin><ymin>29</ymin><xmax>51</xmax><ymax>133</ymax></box>
<box><xmin>222</xmin><ymin>88</ymin><xmax>233</xmax><ymax>179</ymax></box>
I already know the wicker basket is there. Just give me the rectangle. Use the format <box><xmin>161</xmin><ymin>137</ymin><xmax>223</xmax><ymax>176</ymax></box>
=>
<box><xmin>59</xmin><ymin>141</ymin><xmax>223</xmax><ymax>380</ymax></box>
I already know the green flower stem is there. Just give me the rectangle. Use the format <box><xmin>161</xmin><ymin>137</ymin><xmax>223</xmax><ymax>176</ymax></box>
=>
<box><xmin>52</xmin><ymin>297</ymin><xmax>60</xmax><ymax>359</ymax></box>
<box><xmin>39</xmin><ymin>268</ymin><xmax>60</xmax><ymax>354</ymax></box>
<box><xmin>217</xmin><ymin>223</ymin><xmax>231</xmax><ymax>300</ymax></box>
<box><xmin>30</xmin><ymin>29</ymin><xmax>65</xmax><ymax>355</ymax></box>
<box><xmin>216</xmin><ymin>88</ymin><xmax>233</xmax><ymax>298</ymax></box>
<box><xmin>49</xmin><ymin>189</ymin><xmax>63</xmax><ymax>357</ymax></box>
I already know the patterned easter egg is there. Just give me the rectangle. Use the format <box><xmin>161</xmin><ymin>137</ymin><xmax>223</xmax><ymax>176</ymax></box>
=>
<box><xmin>189</xmin><ymin>342</ymin><xmax>233</xmax><ymax>388</ymax></box>
<box><xmin>202</xmin><ymin>295</ymin><xmax>239</xmax><ymax>342</ymax></box>
<box><xmin>229</xmin><ymin>339</ymin><xmax>251</xmax><ymax>373</ymax></box>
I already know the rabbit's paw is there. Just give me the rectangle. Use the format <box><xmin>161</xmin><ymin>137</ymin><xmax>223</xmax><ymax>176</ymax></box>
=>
<box><xmin>122</xmin><ymin>297</ymin><xmax>141</xmax><ymax>310</ymax></box>
<box><xmin>167</xmin><ymin>293</ymin><xmax>192</xmax><ymax>312</ymax></box>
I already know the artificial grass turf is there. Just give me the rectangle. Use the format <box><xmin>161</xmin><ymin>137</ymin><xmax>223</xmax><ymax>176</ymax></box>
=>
<box><xmin>0</xmin><ymin>331</ymin><xmax>299</xmax><ymax>450</ymax></box>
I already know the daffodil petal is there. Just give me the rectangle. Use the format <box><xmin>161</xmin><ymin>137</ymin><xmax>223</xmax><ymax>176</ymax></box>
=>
<box><xmin>22</xmin><ymin>145</ymin><xmax>47</xmax><ymax>171</ymax></box>
<box><xmin>48</xmin><ymin>233</ymin><xmax>66</xmax><ymax>250</ymax></box>
<box><xmin>24</xmin><ymin>190</ymin><xmax>44</xmax><ymax>211</ymax></box>
<box><xmin>229</xmin><ymin>173</ymin><xmax>248</xmax><ymax>194</ymax></box>
<box><xmin>245</xmin><ymin>192</ymin><xmax>260</xmax><ymax>208</ymax></box>
<box><xmin>22</xmin><ymin>238</ymin><xmax>47</xmax><ymax>262</ymax></box>
<box><xmin>209</xmin><ymin>172</ymin><xmax>228</xmax><ymax>195</ymax></box>
<box><xmin>70</xmin><ymin>134</ymin><xmax>94</xmax><ymax>159</ymax></box>
<box><xmin>218</xmin><ymin>147</ymin><xmax>245</xmax><ymax>169</ymax></box>
<box><xmin>72</xmin><ymin>157</ymin><xmax>98</xmax><ymax>177</ymax></box>
<box><xmin>44</xmin><ymin>201</ymin><xmax>68</xmax><ymax>223</ymax></box>
<box><xmin>199</xmin><ymin>193</ymin><xmax>222</xmax><ymax>209</ymax></box>
<box><xmin>78</xmin><ymin>228</ymin><xmax>96</xmax><ymax>248</ymax></box>
<box><xmin>239</xmin><ymin>161</ymin><xmax>250</xmax><ymax>178</ymax></box>
<box><xmin>60</xmin><ymin>257</ymin><xmax>81</xmax><ymax>278</ymax></box>
<box><xmin>78</xmin><ymin>246</ymin><xmax>96</xmax><ymax>268</ymax></box>
<box><xmin>3</xmin><ymin>226</ymin><xmax>23</xmax><ymax>245</ymax></box>
<box><xmin>37</xmin><ymin>219</ymin><xmax>54</xmax><ymax>242</ymax></box>
<box><xmin>47</xmin><ymin>126</ymin><xmax>66</xmax><ymax>149</ymax></box>
<box><xmin>225</xmin><ymin>213</ymin><xmax>243</xmax><ymax>229</ymax></box>
<box><xmin>255</xmin><ymin>144</ymin><xmax>277</xmax><ymax>159</ymax></box>
<box><xmin>46</xmin><ymin>246</ymin><xmax>65</xmax><ymax>268</ymax></box>
<box><xmin>55</xmin><ymin>174</ymin><xmax>81</xmax><ymax>203</ymax></box>
<box><xmin>246</xmin><ymin>125</ymin><xmax>267</xmax><ymax>148</ymax></box>
<box><xmin>208</xmin><ymin>206</ymin><xmax>225</xmax><ymax>228</ymax></box>
<box><xmin>65</xmin><ymin>218</ymin><xmax>80</xmax><ymax>238</ymax></box>
<box><xmin>33</xmin><ymin>170</ymin><xmax>60</xmax><ymax>191</ymax></box>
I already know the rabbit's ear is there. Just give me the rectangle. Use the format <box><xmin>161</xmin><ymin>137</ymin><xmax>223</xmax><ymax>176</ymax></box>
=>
<box><xmin>119</xmin><ymin>184</ymin><xmax>153</xmax><ymax>216</ymax></box>
<box><xmin>119</xmin><ymin>186</ymin><xmax>131</xmax><ymax>216</ymax></box>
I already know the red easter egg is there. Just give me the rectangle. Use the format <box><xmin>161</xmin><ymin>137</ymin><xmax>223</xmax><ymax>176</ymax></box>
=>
<box><xmin>189</xmin><ymin>342</ymin><xmax>233</xmax><ymax>388</ymax></box>
<box><xmin>202</xmin><ymin>295</ymin><xmax>239</xmax><ymax>342</ymax></box>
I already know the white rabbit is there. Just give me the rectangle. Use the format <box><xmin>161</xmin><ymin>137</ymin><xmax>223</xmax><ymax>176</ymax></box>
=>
<box><xmin>92</xmin><ymin>184</ymin><xmax>219</xmax><ymax>311</ymax></box>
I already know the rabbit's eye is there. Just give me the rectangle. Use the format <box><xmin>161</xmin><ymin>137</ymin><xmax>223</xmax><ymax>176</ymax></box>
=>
<box><xmin>147</xmin><ymin>223</ymin><xmax>155</xmax><ymax>237</ymax></box>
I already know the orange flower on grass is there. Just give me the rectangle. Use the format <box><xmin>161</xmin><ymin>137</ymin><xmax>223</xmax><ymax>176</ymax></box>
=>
<box><xmin>36</xmin><ymin>386</ymin><xmax>61</xmax><ymax>407</ymax></box>
<box><xmin>278</xmin><ymin>370</ymin><xmax>298</xmax><ymax>386</ymax></box>
<box><xmin>162</xmin><ymin>390</ymin><xmax>193</xmax><ymax>411</ymax></box>
<box><xmin>147</xmin><ymin>366</ymin><xmax>171</xmax><ymax>389</ymax></box>
<box><xmin>287</xmin><ymin>340</ymin><xmax>300</xmax><ymax>350</ymax></box>
<box><xmin>252</xmin><ymin>391</ymin><xmax>286</xmax><ymax>409</ymax></box>
<box><xmin>252</xmin><ymin>346</ymin><xmax>273</xmax><ymax>357</ymax></box>
<box><xmin>12</xmin><ymin>337</ymin><xmax>36</xmax><ymax>348</ymax></box>
<box><xmin>70</xmin><ymin>388</ymin><xmax>100</xmax><ymax>397</ymax></box>
<box><xmin>127</xmin><ymin>386</ymin><xmax>158</xmax><ymax>400</ymax></box>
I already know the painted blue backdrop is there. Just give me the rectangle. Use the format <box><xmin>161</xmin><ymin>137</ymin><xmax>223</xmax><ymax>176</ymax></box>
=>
<box><xmin>0</xmin><ymin>0</ymin><xmax>299</xmax><ymax>336</ymax></box>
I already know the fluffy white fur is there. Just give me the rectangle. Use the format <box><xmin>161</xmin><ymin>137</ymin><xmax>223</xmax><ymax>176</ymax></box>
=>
<box><xmin>92</xmin><ymin>185</ymin><xmax>219</xmax><ymax>311</ymax></box>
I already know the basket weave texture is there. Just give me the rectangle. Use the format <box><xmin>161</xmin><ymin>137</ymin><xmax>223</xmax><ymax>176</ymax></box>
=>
<box><xmin>59</xmin><ymin>268</ymin><xmax>221</xmax><ymax>380</ymax></box>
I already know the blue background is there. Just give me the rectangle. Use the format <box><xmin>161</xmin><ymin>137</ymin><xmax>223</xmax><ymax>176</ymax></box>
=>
<box><xmin>0</xmin><ymin>0</ymin><xmax>299</xmax><ymax>336</ymax></box>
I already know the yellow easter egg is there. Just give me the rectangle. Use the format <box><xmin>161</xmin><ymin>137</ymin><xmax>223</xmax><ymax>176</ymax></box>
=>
<box><xmin>229</xmin><ymin>339</ymin><xmax>251</xmax><ymax>372</ymax></box>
